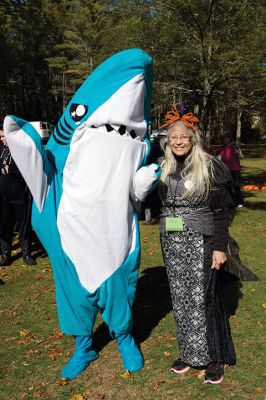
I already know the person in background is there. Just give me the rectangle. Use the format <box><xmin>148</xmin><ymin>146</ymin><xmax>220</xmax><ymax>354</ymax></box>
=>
<box><xmin>0</xmin><ymin>126</ymin><xmax>36</xmax><ymax>266</ymax></box>
<box><xmin>218</xmin><ymin>133</ymin><xmax>244</xmax><ymax>208</ymax></box>
<box><xmin>159</xmin><ymin>105</ymin><xmax>236</xmax><ymax>384</ymax></box>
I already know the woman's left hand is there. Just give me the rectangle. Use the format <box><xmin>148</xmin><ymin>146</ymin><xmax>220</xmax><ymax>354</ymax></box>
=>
<box><xmin>211</xmin><ymin>251</ymin><xmax>227</xmax><ymax>270</ymax></box>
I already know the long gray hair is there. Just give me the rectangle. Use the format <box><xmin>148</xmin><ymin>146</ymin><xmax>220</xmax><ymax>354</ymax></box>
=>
<box><xmin>160</xmin><ymin>121</ymin><xmax>213</xmax><ymax>200</ymax></box>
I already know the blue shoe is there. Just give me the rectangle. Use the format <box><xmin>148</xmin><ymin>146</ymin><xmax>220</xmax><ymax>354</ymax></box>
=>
<box><xmin>61</xmin><ymin>335</ymin><xmax>99</xmax><ymax>379</ymax></box>
<box><xmin>116</xmin><ymin>333</ymin><xmax>144</xmax><ymax>372</ymax></box>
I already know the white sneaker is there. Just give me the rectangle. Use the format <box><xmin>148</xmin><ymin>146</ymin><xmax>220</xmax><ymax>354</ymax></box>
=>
<box><xmin>238</xmin><ymin>204</ymin><xmax>244</xmax><ymax>208</ymax></box>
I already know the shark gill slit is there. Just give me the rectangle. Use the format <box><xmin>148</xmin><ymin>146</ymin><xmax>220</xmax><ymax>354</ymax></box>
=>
<box><xmin>55</xmin><ymin>124</ymin><xmax>71</xmax><ymax>141</ymax></box>
<box><xmin>59</xmin><ymin>121</ymin><xmax>72</xmax><ymax>136</ymax></box>
<box><xmin>64</xmin><ymin>117</ymin><xmax>73</xmax><ymax>131</ymax></box>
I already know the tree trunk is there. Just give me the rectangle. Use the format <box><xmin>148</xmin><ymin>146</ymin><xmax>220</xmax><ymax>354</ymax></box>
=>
<box><xmin>236</xmin><ymin>108</ymin><xmax>243</xmax><ymax>142</ymax></box>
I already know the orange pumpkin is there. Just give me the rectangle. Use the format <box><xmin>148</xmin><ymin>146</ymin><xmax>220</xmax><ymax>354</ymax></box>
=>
<box><xmin>261</xmin><ymin>185</ymin><xmax>266</xmax><ymax>191</ymax></box>
<box><xmin>253</xmin><ymin>185</ymin><xmax>260</xmax><ymax>191</ymax></box>
<box><xmin>243</xmin><ymin>185</ymin><xmax>253</xmax><ymax>190</ymax></box>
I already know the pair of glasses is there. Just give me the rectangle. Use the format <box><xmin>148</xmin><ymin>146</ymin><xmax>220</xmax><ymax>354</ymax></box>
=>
<box><xmin>169</xmin><ymin>136</ymin><xmax>191</xmax><ymax>143</ymax></box>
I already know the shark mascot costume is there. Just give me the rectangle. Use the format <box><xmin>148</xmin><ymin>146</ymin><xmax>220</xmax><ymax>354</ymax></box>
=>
<box><xmin>4</xmin><ymin>48</ymin><xmax>160</xmax><ymax>379</ymax></box>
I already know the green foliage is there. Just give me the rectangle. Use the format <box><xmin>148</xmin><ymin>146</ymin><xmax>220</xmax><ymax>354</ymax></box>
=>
<box><xmin>0</xmin><ymin>0</ymin><xmax>265</xmax><ymax>140</ymax></box>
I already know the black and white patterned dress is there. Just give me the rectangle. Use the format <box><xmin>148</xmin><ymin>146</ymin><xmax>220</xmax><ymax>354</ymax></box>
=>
<box><xmin>160</xmin><ymin>157</ymin><xmax>236</xmax><ymax>366</ymax></box>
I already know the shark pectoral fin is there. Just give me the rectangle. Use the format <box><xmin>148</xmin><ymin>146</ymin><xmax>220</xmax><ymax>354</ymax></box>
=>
<box><xmin>131</xmin><ymin>164</ymin><xmax>161</xmax><ymax>202</ymax></box>
<box><xmin>4</xmin><ymin>115</ymin><xmax>50</xmax><ymax>212</ymax></box>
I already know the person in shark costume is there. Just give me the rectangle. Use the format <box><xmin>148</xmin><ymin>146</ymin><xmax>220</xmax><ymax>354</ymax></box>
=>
<box><xmin>4</xmin><ymin>48</ymin><xmax>160</xmax><ymax>379</ymax></box>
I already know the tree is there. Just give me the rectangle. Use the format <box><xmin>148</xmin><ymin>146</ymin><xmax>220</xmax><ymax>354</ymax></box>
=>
<box><xmin>0</xmin><ymin>0</ymin><xmax>62</xmax><ymax>121</ymax></box>
<box><xmin>47</xmin><ymin>0</ymin><xmax>112</xmax><ymax>111</ymax></box>
<box><xmin>1</xmin><ymin>0</ymin><xmax>264</xmax><ymax>138</ymax></box>
<box><xmin>141</xmin><ymin>0</ymin><xmax>266</xmax><ymax>140</ymax></box>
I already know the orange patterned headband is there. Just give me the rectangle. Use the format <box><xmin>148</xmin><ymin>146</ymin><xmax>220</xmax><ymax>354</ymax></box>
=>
<box><xmin>159</xmin><ymin>105</ymin><xmax>199</xmax><ymax>130</ymax></box>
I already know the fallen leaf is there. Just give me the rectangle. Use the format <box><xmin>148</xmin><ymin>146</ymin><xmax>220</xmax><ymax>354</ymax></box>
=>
<box><xmin>69</xmin><ymin>395</ymin><xmax>85</xmax><ymax>400</ymax></box>
<box><xmin>262</xmin><ymin>303</ymin><xmax>266</xmax><ymax>309</ymax></box>
<box><xmin>50</xmin><ymin>330</ymin><xmax>64</xmax><ymax>340</ymax></box>
<box><xmin>48</xmin><ymin>348</ymin><xmax>64</xmax><ymax>360</ymax></box>
<box><xmin>197</xmin><ymin>370</ymin><xmax>205</xmax><ymax>379</ymax></box>
<box><xmin>19</xmin><ymin>330</ymin><xmax>31</xmax><ymax>337</ymax></box>
<box><xmin>17</xmin><ymin>339</ymin><xmax>28</xmax><ymax>345</ymax></box>
<box><xmin>163</xmin><ymin>351</ymin><xmax>171</xmax><ymax>357</ymax></box>
<box><xmin>141</xmin><ymin>236</ymin><xmax>149</xmax><ymax>243</ymax></box>
<box><xmin>27</xmin><ymin>349</ymin><xmax>41</xmax><ymax>356</ymax></box>
<box><xmin>56</xmin><ymin>377</ymin><xmax>70</xmax><ymax>386</ymax></box>
<box><xmin>250</xmin><ymin>288</ymin><xmax>256</xmax><ymax>292</ymax></box>
<box><xmin>120</xmin><ymin>370</ymin><xmax>131</xmax><ymax>379</ymax></box>
<box><xmin>83</xmin><ymin>389</ymin><xmax>93</xmax><ymax>397</ymax></box>
<box><xmin>255</xmin><ymin>387</ymin><xmax>264</xmax><ymax>393</ymax></box>
<box><xmin>257</xmin><ymin>321</ymin><xmax>264</xmax><ymax>328</ymax></box>
<box><xmin>5</xmin><ymin>337</ymin><xmax>18</xmax><ymax>342</ymax></box>
<box><xmin>18</xmin><ymin>393</ymin><xmax>28</xmax><ymax>399</ymax></box>
<box><xmin>33</xmin><ymin>391</ymin><xmax>43</xmax><ymax>399</ymax></box>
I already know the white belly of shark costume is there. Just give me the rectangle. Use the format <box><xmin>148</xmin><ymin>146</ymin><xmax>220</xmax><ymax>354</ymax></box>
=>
<box><xmin>58</xmin><ymin>74</ymin><xmax>150</xmax><ymax>293</ymax></box>
<box><xmin>4</xmin><ymin>49</ymin><xmax>160</xmax><ymax>378</ymax></box>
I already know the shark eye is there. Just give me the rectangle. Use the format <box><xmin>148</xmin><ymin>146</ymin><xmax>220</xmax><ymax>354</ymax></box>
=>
<box><xmin>70</xmin><ymin>103</ymin><xmax>88</xmax><ymax>122</ymax></box>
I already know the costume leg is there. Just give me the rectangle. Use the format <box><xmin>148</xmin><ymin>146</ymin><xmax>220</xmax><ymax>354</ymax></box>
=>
<box><xmin>99</xmin><ymin>222</ymin><xmax>143</xmax><ymax>371</ymax></box>
<box><xmin>61</xmin><ymin>335</ymin><xmax>99</xmax><ymax>379</ymax></box>
<box><xmin>115</xmin><ymin>332</ymin><xmax>144</xmax><ymax>372</ymax></box>
<box><xmin>32</xmin><ymin>202</ymin><xmax>100</xmax><ymax>336</ymax></box>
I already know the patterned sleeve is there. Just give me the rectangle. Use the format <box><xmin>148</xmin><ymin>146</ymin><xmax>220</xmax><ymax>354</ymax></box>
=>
<box><xmin>209</xmin><ymin>157</ymin><xmax>235</xmax><ymax>252</ymax></box>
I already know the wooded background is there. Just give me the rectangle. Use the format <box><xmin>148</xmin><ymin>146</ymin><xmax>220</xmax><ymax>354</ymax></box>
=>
<box><xmin>0</xmin><ymin>0</ymin><xmax>265</xmax><ymax>142</ymax></box>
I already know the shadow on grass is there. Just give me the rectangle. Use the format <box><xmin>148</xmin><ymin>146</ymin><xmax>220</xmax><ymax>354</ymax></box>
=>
<box><xmin>92</xmin><ymin>266</ymin><xmax>244</xmax><ymax>351</ymax></box>
<box><xmin>242</xmin><ymin>169</ymin><xmax>266</xmax><ymax>184</ymax></box>
<box><xmin>241</xmin><ymin>190</ymin><xmax>266</xmax><ymax>211</ymax></box>
<box><xmin>133</xmin><ymin>266</ymin><xmax>172</xmax><ymax>344</ymax></box>
<box><xmin>92</xmin><ymin>321</ymin><xmax>111</xmax><ymax>352</ymax></box>
<box><xmin>92</xmin><ymin>266</ymin><xmax>172</xmax><ymax>351</ymax></box>
<box><xmin>242</xmin><ymin>201</ymin><xmax>266</xmax><ymax>211</ymax></box>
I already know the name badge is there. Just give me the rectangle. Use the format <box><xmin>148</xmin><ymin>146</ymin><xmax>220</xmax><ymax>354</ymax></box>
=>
<box><xmin>165</xmin><ymin>217</ymin><xmax>184</xmax><ymax>232</ymax></box>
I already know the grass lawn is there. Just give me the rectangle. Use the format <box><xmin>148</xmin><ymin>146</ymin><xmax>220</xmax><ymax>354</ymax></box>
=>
<box><xmin>0</xmin><ymin>145</ymin><xmax>265</xmax><ymax>400</ymax></box>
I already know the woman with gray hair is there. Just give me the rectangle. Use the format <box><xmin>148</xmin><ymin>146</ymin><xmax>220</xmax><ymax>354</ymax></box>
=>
<box><xmin>159</xmin><ymin>106</ymin><xmax>236</xmax><ymax>384</ymax></box>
